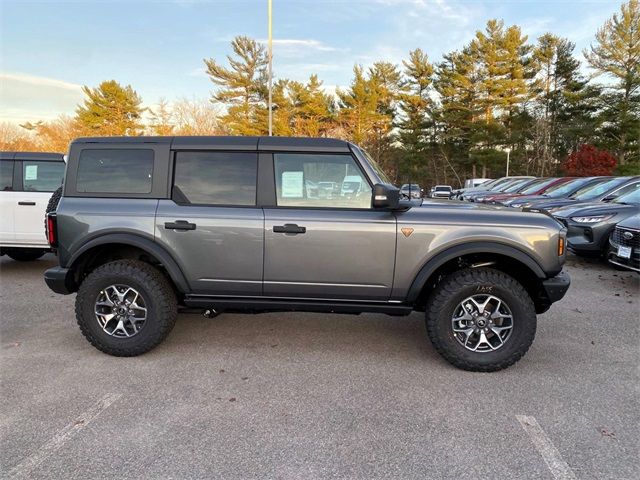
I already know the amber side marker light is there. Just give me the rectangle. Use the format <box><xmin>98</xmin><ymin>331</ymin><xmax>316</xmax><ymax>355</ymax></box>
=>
<box><xmin>558</xmin><ymin>237</ymin><xmax>565</xmax><ymax>256</ymax></box>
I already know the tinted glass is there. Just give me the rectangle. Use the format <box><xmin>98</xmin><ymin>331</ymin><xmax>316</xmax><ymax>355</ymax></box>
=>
<box><xmin>503</xmin><ymin>179</ymin><xmax>533</xmax><ymax>193</ymax></box>
<box><xmin>572</xmin><ymin>178</ymin><xmax>627</xmax><ymax>200</ymax></box>
<box><xmin>0</xmin><ymin>161</ymin><xmax>13</xmax><ymax>191</ymax></box>
<box><xmin>520</xmin><ymin>178</ymin><xmax>557</xmax><ymax>195</ymax></box>
<box><xmin>544</xmin><ymin>178</ymin><xmax>591</xmax><ymax>198</ymax></box>
<box><xmin>612</xmin><ymin>182</ymin><xmax>640</xmax><ymax>204</ymax></box>
<box><xmin>22</xmin><ymin>161</ymin><xmax>64</xmax><ymax>192</ymax></box>
<box><xmin>173</xmin><ymin>151</ymin><xmax>257</xmax><ymax>205</ymax></box>
<box><xmin>77</xmin><ymin>149</ymin><xmax>153</xmax><ymax>194</ymax></box>
<box><xmin>274</xmin><ymin>153</ymin><xmax>371</xmax><ymax>208</ymax></box>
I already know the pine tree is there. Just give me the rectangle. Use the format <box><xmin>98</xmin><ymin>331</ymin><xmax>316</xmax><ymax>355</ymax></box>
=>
<box><xmin>75</xmin><ymin>80</ymin><xmax>144</xmax><ymax>136</ymax></box>
<box><xmin>288</xmin><ymin>75</ymin><xmax>335</xmax><ymax>137</ymax></box>
<box><xmin>397</xmin><ymin>49</ymin><xmax>434</xmax><ymax>183</ymax></box>
<box><xmin>584</xmin><ymin>0</ymin><xmax>640</xmax><ymax>169</ymax></box>
<box><xmin>148</xmin><ymin>98</ymin><xmax>174</xmax><ymax>136</ymax></box>
<box><xmin>204</xmin><ymin>36</ymin><xmax>269</xmax><ymax>135</ymax></box>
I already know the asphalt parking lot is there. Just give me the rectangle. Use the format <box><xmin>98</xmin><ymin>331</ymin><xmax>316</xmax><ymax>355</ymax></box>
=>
<box><xmin>1</xmin><ymin>254</ymin><xmax>638</xmax><ymax>479</ymax></box>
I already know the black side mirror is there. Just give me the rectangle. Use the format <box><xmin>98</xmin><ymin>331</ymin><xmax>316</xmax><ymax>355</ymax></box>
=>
<box><xmin>603</xmin><ymin>194</ymin><xmax>617</xmax><ymax>202</ymax></box>
<box><xmin>372</xmin><ymin>183</ymin><xmax>401</xmax><ymax>209</ymax></box>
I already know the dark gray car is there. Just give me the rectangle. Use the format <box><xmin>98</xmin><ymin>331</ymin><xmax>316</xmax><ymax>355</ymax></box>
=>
<box><xmin>44</xmin><ymin>136</ymin><xmax>570</xmax><ymax>372</ymax></box>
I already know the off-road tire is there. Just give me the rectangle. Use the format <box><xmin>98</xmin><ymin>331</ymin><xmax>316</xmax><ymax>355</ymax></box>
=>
<box><xmin>5</xmin><ymin>248</ymin><xmax>46</xmax><ymax>262</ymax></box>
<box><xmin>75</xmin><ymin>260</ymin><xmax>178</xmax><ymax>356</ymax></box>
<box><xmin>425</xmin><ymin>268</ymin><xmax>537</xmax><ymax>372</ymax></box>
<box><xmin>44</xmin><ymin>186</ymin><xmax>63</xmax><ymax>237</ymax></box>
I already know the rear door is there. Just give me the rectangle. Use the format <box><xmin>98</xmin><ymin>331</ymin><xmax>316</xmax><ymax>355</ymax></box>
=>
<box><xmin>263</xmin><ymin>152</ymin><xmax>396</xmax><ymax>300</ymax></box>
<box><xmin>13</xmin><ymin>158</ymin><xmax>65</xmax><ymax>246</ymax></box>
<box><xmin>155</xmin><ymin>150</ymin><xmax>264</xmax><ymax>295</ymax></box>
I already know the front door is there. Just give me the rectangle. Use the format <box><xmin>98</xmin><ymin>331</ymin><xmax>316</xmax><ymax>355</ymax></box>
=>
<box><xmin>155</xmin><ymin>151</ymin><xmax>263</xmax><ymax>295</ymax></box>
<box><xmin>263</xmin><ymin>152</ymin><xmax>396</xmax><ymax>300</ymax></box>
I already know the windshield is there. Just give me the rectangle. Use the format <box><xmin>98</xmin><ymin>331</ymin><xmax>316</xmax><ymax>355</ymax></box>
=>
<box><xmin>359</xmin><ymin>148</ymin><xmax>392</xmax><ymax>184</ymax></box>
<box><xmin>543</xmin><ymin>178</ymin><xmax>590</xmax><ymax>198</ymax></box>
<box><xmin>435</xmin><ymin>186</ymin><xmax>451</xmax><ymax>191</ymax></box>
<box><xmin>520</xmin><ymin>178</ymin><xmax>557</xmax><ymax>195</ymax></box>
<box><xmin>401</xmin><ymin>184</ymin><xmax>420</xmax><ymax>190</ymax></box>
<box><xmin>572</xmin><ymin>178</ymin><xmax>626</xmax><ymax>200</ymax></box>
<box><xmin>503</xmin><ymin>179</ymin><xmax>534</xmax><ymax>193</ymax></box>
<box><xmin>613</xmin><ymin>183</ymin><xmax>640</xmax><ymax>204</ymax></box>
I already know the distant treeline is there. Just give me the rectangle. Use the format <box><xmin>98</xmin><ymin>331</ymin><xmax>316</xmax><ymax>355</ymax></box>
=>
<box><xmin>1</xmin><ymin>0</ymin><xmax>638</xmax><ymax>187</ymax></box>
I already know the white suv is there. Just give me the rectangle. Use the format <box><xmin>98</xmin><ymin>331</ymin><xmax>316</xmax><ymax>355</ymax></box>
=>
<box><xmin>0</xmin><ymin>152</ymin><xmax>65</xmax><ymax>261</ymax></box>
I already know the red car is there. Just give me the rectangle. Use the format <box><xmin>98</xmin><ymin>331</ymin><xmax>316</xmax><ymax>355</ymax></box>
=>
<box><xmin>481</xmin><ymin>177</ymin><xmax>576</xmax><ymax>204</ymax></box>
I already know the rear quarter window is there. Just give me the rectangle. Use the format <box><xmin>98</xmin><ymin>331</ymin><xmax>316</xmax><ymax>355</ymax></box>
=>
<box><xmin>76</xmin><ymin>149</ymin><xmax>154</xmax><ymax>194</ymax></box>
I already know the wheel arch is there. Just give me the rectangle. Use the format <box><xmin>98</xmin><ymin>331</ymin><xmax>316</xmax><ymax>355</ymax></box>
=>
<box><xmin>406</xmin><ymin>242</ymin><xmax>550</xmax><ymax>313</ymax></box>
<box><xmin>66</xmin><ymin>233</ymin><xmax>190</xmax><ymax>294</ymax></box>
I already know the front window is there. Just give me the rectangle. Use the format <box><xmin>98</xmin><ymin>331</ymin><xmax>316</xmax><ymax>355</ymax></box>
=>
<box><xmin>274</xmin><ymin>153</ymin><xmax>372</xmax><ymax>208</ymax></box>
<box><xmin>358</xmin><ymin>148</ymin><xmax>392</xmax><ymax>184</ymax></box>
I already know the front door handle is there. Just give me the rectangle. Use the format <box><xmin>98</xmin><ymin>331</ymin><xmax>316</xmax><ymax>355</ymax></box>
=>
<box><xmin>273</xmin><ymin>224</ymin><xmax>306</xmax><ymax>234</ymax></box>
<box><xmin>18</xmin><ymin>201</ymin><xmax>36</xmax><ymax>206</ymax></box>
<box><xmin>164</xmin><ymin>220</ymin><xmax>196</xmax><ymax>231</ymax></box>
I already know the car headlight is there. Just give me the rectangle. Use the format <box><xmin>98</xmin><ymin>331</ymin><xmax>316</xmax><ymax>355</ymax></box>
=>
<box><xmin>570</xmin><ymin>214</ymin><xmax>615</xmax><ymax>224</ymax></box>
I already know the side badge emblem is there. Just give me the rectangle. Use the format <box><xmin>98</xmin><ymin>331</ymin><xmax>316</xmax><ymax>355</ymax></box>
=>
<box><xmin>401</xmin><ymin>227</ymin><xmax>414</xmax><ymax>238</ymax></box>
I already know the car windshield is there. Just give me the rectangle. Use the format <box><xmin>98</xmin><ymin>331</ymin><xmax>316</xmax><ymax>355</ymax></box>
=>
<box><xmin>360</xmin><ymin>148</ymin><xmax>392</xmax><ymax>184</ymax></box>
<box><xmin>520</xmin><ymin>178</ymin><xmax>557</xmax><ymax>195</ymax></box>
<box><xmin>543</xmin><ymin>178</ymin><xmax>591</xmax><ymax>198</ymax></box>
<box><xmin>435</xmin><ymin>186</ymin><xmax>450</xmax><ymax>191</ymax></box>
<box><xmin>572</xmin><ymin>178</ymin><xmax>626</xmax><ymax>200</ymax></box>
<box><xmin>503</xmin><ymin>179</ymin><xmax>533</xmax><ymax>193</ymax></box>
<box><xmin>401</xmin><ymin>184</ymin><xmax>420</xmax><ymax>190</ymax></box>
<box><xmin>613</xmin><ymin>183</ymin><xmax>640</xmax><ymax>204</ymax></box>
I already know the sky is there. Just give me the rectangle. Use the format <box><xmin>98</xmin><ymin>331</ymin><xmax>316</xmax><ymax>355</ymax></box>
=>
<box><xmin>0</xmin><ymin>0</ymin><xmax>622</xmax><ymax>124</ymax></box>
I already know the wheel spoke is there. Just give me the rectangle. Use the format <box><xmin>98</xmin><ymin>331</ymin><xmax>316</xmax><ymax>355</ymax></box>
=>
<box><xmin>452</xmin><ymin>294</ymin><xmax>513</xmax><ymax>353</ymax></box>
<box><xmin>94</xmin><ymin>284</ymin><xmax>146</xmax><ymax>338</ymax></box>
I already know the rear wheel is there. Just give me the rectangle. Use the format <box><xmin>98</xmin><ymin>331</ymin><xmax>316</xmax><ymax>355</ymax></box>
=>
<box><xmin>5</xmin><ymin>248</ymin><xmax>46</xmax><ymax>262</ymax></box>
<box><xmin>75</xmin><ymin>260</ymin><xmax>178</xmax><ymax>356</ymax></box>
<box><xmin>425</xmin><ymin>268</ymin><xmax>537</xmax><ymax>372</ymax></box>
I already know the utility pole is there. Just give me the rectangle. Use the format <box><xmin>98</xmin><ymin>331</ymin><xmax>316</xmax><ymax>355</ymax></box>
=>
<box><xmin>268</xmin><ymin>0</ymin><xmax>273</xmax><ymax>136</ymax></box>
<box><xmin>505</xmin><ymin>147</ymin><xmax>511</xmax><ymax>176</ymax></box>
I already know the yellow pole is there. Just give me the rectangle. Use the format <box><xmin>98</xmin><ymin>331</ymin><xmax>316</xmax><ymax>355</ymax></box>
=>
<box><xmin>268</xmin><ymin>0</ymin><xmax>273</xmax><ymax>136</ymax></box>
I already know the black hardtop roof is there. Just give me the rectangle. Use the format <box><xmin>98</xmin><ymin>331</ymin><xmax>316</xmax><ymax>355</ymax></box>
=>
<box><xmin>0</xmin><ymin>151</ymin><xmax>65</xmax><ymax>161</ymax></box>
<box><xmin>71</xmin><ymin>136</ymin><xmax>352</xmax><ymax>152</ymax></box>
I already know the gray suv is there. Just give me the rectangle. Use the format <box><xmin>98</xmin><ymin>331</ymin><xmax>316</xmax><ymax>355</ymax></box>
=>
<box><xmin>44</xmin><ymin>136</ymin><xmax>570</xmax><ymax>371</ymax></box>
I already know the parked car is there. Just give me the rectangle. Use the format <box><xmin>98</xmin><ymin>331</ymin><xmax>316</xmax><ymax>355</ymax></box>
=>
<box><xmin>429</xmin><ymin>185</ymin><xmax>452</xmax><ymax>199</ymax></box>
<box><xmin>608</xmin><ymin>214</ymin><xmax>640</xmax><ymax>273</ymax></box>
<box><xmin>481</xmin><ymin>177</ymin><xmax>574</xmax><ymax>204</ymax></box>
<box><xmin>0</xmin><ymin>151</ymin><xmax>65</xmax><ymax>261</ymax></box>
<box><xmin>44</xmin><ymin>136</ymin><xmax>570</xmax><ymax>372</ymax></box>
<box><xmin>505</xmin><ymin>177</ymin><xmax>610</xmax><ymax>208</ymax></box>
<box><xmin>552</xmin><ymin>183</ymin><xmax>640</xmax><ymax>256</ymax></box>
<box><xmin>469</xmin><ymin>177</ymin><xmax>537</xmax><ymax>203</ymax></box>
<box><xmin>464</xmin><ymin>178</ymin><xmax>491</xmax><ymax>188</ymax></box>
<box><xmin>452</xmin><ymin>176</ymin><xmax>513</xmax><ymax>200</ymax></box>
<box><xmin>537</xmin><ymin>177</ymin><xmax>639</xmax><ymax>212</ymax></box>
<box><xmin>400</xmin><ymin>183</ymin><xmax>423</xmax><ymax>199</ymax></box>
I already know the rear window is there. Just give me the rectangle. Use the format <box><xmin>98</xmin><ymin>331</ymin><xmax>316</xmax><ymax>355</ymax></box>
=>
<box><xmin>76</xmin><ymin>149</ymin><xmax>154</xmax><ymax>194</ymax></box>
<box><xmin>173</xmin><ymin>151</ymin><xmax>257</xmax><ymax>206</ymax></box>
<box><xmin>22</xmin><ymin>160</ymin><xmax>65</xmax><ymax>192</ymax></box>
<box><xmin>0</xmin><ymin>161</ymin><xmax>13</xmax><ymax>191</ymax></box>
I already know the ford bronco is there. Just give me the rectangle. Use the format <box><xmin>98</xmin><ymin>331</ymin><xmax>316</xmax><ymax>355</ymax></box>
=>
<box><xmin>44</xmin><ymin>136</ymin><xmax>570</xmax><ymax>371</ymax></box>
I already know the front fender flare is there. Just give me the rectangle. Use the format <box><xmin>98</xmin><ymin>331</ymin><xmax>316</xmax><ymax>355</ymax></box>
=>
<box><xmin>405</xmin><ymin>241</ymin><xmax>547</xmax><ymax>304</ymax></box>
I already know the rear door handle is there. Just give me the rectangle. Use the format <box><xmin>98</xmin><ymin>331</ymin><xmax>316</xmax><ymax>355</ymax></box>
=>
<box><xmin>18</xmin><ymin>201</ymin><xmax>36</xmax><ymax>206</ymax></box>
<box><xmin>164</xmin><ymin>220</ymin><xmax>196</xmax><ymax>231</ymax></box>
<box><xmin>273</xmin><ymin>224</ymin><xmax>306</xmax><ymax>234</ymax></box>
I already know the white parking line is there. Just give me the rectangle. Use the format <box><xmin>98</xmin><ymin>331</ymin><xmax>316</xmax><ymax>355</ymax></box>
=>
<box><xmin>516</xmin><ymin>415</ymin><xmax>577</xmax><ymax>480</ymax></box>
<box><xmin>8</xmin><ymin>393</ymin><xmax>122</xmax><ymax>479</ymax></box>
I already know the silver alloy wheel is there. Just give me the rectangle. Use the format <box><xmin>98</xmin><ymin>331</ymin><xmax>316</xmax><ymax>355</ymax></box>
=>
<box><xmin>451</xmin><ymin>294</ymin><xmax>513</xmax><ymax>352</ymax></box>
<box><xmin>94</xmin><ymin>284</ymin><xmax>147</xmax><ymax>338</ymax></box>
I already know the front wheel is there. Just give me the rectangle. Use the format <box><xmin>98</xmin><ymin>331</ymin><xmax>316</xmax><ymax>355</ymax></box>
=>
<box><xmin>75</xmin><ymin>260</ymin><xmax>178</xmax><ymax>356</ymax></box>
<box><xmin>425</xmin><ymin>268</ymin><xmax>537</xmax><ymax>372</ymax></box>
